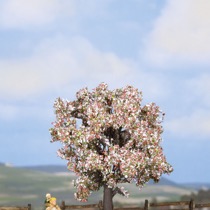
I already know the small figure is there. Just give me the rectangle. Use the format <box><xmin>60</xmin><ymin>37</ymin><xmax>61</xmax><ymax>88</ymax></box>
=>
<box><xmin>46</xmin><ymin>197</ymin><xmax>61</xmax><ymax>210</ymax></box>
<box><xmin>45</xmin><ymin>193</ymin><xmax>51</xmax><ymax>208</ymax></box>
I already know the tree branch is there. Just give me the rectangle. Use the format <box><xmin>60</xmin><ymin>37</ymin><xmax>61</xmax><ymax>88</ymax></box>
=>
<box><xmin>112</xmin><ymin>187</ymin><xmax>125</xmax><ymax>198</ymax></box>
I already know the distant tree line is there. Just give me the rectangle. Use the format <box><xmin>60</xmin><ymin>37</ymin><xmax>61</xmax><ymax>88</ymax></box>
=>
<box><xmin>181</xmin><ymin>188</ymin><xmax>210</xmax><ymax>202</ymax></box>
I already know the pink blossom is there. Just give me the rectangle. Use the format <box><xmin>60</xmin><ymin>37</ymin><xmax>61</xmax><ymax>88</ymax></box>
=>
<box><xmin>50</xmin><ymin>83</ymin><xmax>173</xmax><ymax>201</ymax></box>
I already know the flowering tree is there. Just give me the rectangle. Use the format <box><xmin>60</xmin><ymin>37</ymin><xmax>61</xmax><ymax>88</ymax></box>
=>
<box><xmin>50</xmin><ymin>83</ymin><xmax>173</xmax><ymax>210</ymax></box>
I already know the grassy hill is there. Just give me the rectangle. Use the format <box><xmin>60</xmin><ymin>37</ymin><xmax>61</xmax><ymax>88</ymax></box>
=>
<box><xmin>19</xmin><ymin>165</ymin><xmax>69</xmax><ymax>173</ymax></box>
<box><xmin>0</xmin><ymin>165</ymin><xmax>75</xmax><ymax>208</ymax></box>
<box><xmin>0</xmin><ymin>165</ymin><xmax>195</xmax><ymax>209</ymax></box>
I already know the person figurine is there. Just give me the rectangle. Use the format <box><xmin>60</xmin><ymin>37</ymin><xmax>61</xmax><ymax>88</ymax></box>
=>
<box><xmin>45</xmin><ymin>193</ymin><xmax>51</xmax><ymax>208</ymax></box>
<box><xmin>46</xmin><ymin>197</ymin><xmax>61</xmax><ymax>210</ymax></box>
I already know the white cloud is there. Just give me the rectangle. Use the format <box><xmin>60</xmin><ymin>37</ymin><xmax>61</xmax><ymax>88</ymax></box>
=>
<box><xmin>0</xmin><ymin>36</ymin><xmax>135</xmax><ymax>100</ymax></box>
<box><xmin>0</xmin><ymin>0</ymin><xmax>75</xmax><ymax>29</ymax></box>
<box><xmin>72</xmin><ymin>0</ymin><xmax>112</xmax><ymax>18</ymax></box>
<box><xmin>165</xmin><ymin>109</ymin><xmax>210</xmax><ymax>137</ymax></box>
<box><xmin>165</xmin><ymin>73</ymin><xmax>210</xmax><ymax>138</ymax></box>
<box><xmin>0</xmin><ymin>0</ymin><xmax>113</xmax><ymax>30</ymax></box>
<box><xmin>0</xmin><ymin>35</ymin><xmax>171</xmax><ymax>123</ymax></box>
<box><xmin>187</xmin><ymin>73</ymin><xmax>210</xmax><ymax>106</ymax></box>
<box><xmin>145</xmin><ymin>0</ymin><xmax>210</xmax><ymax>66</ymax></box>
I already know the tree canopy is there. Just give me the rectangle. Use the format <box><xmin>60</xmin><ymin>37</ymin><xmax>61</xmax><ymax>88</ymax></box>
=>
<box><xmin>50</xmin><ymin>83</ymin><xmax>173</xmax><ymax>202</ymax></box>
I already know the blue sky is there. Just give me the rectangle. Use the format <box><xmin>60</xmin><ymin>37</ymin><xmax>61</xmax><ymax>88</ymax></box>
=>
<box><xmin>0</xmin><ymin>0</ymin><xmax>210</xmax><ymax>184</ymax></box>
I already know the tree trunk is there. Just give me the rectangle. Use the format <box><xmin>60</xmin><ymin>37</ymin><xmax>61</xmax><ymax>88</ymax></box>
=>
<box><xmin>103</xmin><ymin>184</ymin><xmax>113</xmax><ymax>210</ymax></box>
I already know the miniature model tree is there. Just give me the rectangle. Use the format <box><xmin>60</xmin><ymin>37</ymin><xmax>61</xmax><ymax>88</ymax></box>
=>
<box><xmin>50</xmin><ymin>83</ymin><xmax>173</xmax><ymax>210</ymax></box>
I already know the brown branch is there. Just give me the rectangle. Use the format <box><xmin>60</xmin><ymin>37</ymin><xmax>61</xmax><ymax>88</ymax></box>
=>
<box><xmin>112</xmin><ymin>187</ymin><xmax>125</xmax><ymax>198</ymax></box>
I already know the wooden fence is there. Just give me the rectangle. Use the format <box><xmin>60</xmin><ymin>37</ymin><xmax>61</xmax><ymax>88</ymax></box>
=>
<box><xmin>0</xmin><ymin>204</ymin><xmax>31</xmax><ymax>210</ymax></box>
<box><xmin>61</xmin><ymin>199</ymin><xmax>210</xmax><ymax>210</ymax></box>
<box><xmin>61</xmin><ymin>200</ymin><xmax>103</xmax><ymax>209</ymax></box>
<box><xmin>1</xmin><ymin>200</ymin><xmax>210</xmax><ymax>210</ymax></box>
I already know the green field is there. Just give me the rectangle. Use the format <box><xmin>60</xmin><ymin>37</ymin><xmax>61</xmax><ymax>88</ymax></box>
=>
<box><xmin>0</xmin><ymin>165</ymin><xmax>195</xmax><ymax>209</ymax></box>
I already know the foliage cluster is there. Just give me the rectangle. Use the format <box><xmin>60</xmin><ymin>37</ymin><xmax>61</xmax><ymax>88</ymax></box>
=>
<box><xmin>50</xmin><ymin>83</ymin><xmax>173</xmax><ymax>202</ymax></box>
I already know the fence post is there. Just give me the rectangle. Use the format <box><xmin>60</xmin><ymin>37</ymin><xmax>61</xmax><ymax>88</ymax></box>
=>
<box><xmin>98</xmin><ymin>200</ymin><xmax>103</xmax><ymax>210</ymax></box>
<box><xmin>189</xmin><ymin>199</ymin><xmax>194</xmax><ymax>210</ymax></box>
<box><xmin>144</xmin><ymin>199</ymin><xmax>149</xmax><ymax>210</ymax></box>
<box><xmin>60</xmin><ymin>200</ymin><xmax>65</xmax><ymax>210</ymax></box>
